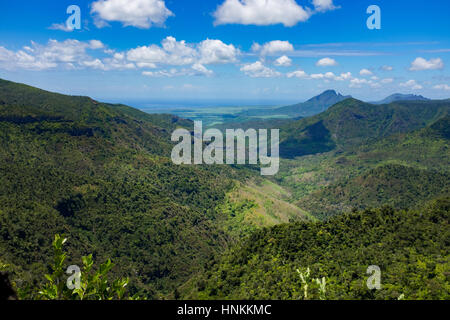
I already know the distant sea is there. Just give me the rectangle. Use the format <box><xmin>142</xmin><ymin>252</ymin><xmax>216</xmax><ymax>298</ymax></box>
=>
<box><xmin>101</xmin><ymin>98</ymin><xmax>299</xmax><ymax>113</ymax></box>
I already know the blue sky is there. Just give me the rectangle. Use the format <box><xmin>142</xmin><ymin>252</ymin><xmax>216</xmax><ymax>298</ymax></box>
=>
<box><xmin>0</xmin><ymin>0</ymin><xmax>449</xmax><ymax>106</ymax></box>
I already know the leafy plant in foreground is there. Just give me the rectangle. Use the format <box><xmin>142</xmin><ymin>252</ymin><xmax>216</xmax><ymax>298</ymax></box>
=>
<box><xmin>38</xmin><ymin>234</ymin><xmax>136</xmax><ymax>300</ymax></box>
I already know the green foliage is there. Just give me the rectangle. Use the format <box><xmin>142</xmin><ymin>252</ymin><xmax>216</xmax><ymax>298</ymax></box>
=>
<box><xmin>1</xmin><ymin>78</ymin><xmax>449</xmax><ymax>301</ymax></box>
<box><xmin>0</xmin><ymin>78</ymin><xmax>246</xmax><ymax>298</ymax></box>
<box><xmin>276</xmin><ymin>116</ymin><xmax>450</xmax><ymax>219</ymax></box>
<box><xmin>38</xmin><ymin>235</ymin><xmax>134</xmax><ymax>300</ymax></box>
<box><xmin>300</xmin><ymin>164</ymin><xmax>449</xmax><ymax>220</ymax></box>
<box><xmin>185</xmin><ymin>198</ymin><xmax>450</xmax><ymax>300</ymax></box>
<box><xmin>279</xmin><ymin>98</ymin><xmax>450</xmax><ymax>158</ymax></box>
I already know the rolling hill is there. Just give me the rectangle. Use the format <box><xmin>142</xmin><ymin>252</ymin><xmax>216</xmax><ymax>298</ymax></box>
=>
<box><xmin>276</xmin><ymin>115</ymin><xmax>450</xmax><ymax>219</ymax></box>
<box><xmin>279</xmin><ymin>98</ymin><xmax>450</xmax><ymax>158</ymax></box>
<box><xmin>182</xmin><ymin>198</ymin><xmax>449</xmax><ymax>300</ymax></box>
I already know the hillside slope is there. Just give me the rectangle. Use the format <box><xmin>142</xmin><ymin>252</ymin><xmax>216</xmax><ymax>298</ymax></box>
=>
<box><xmin>0</xmin><ymin>78</ymin><xmax>246</xmax><ymax>297</ymax></box>
<box><xmin>277</xmin><ymin>116</ymin><xmax>450</xmax><ymax>219</ymax></box>
<box><xmin>183</xmin><ymin>198</ymin><xmax>450</xmax><ymax>300</ymax></box>
<box><xmin>279</xmin><ymin>98</ymin><xmax>449</xmax><ymax>158</ymax></box>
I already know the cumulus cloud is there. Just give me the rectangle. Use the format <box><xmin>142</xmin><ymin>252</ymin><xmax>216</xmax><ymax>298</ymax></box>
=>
<box><xmin>127</xmin><ymin>37</ymin><xmax>196</xmax><ymax>66</ymax></box>
<box><xmin>286</xmin><ymin>70</ymin><xmax>352</xmax><ymax>81</ymax></box>
<box><xmin>91</xmin><ymin>0</ymin><xmax>174</xmax><ymax>29</ymax></box>
<box><xmin>48</xmin><ymin>23</ymin><xmax>74</xmax><ymax>32</ymax></box>
<box><xmin>400</xmin><ymin>79</ymin><xmax>423</xmax><ymax>90</ymax></box>
<box><xmin>0</xmin><ymin>36</ymin><xmax>238</xmax><ymax>78</ymax></box>
<box><xmin>274</xmin><ymin>55</ymin><xmax>292</xmax><ymax>67</ymax></box>
<box><xmin>252</xmin><ymin>40</ymin><xmax>294</xmax><ymax>56</ymax></box>
<box><xmin>359</xmin><ymin>68</ymin><xmax>373</xmax><ymax>76</ymax></box>
<box><xmin>142</xmin><ymin>64</ymin><xmax>213</xmax><ymax>77</ymax></box>
<box><xmin>312</xmin><ymin>0</ymin><xmax>339</xmax><ymax>12</ymax></box>
<box><xmin>0</xmin><ymin>39</ymin><xmax>106</xmax><ymax>71</ymax></box>
<box><xmin>286</xmin><ymin>69</ymin><xmax>308</xmax><ymax>78</ymax></box>
<box><xmin>214</xmin><ymin>0</ymin><xmax>311</xmax><ymax>27</ymax></box>
<box><xmin>381</xmin><ymin>65</ymin><xmax>393</xmax><ymax>71</ymax></box>
<box><xmin>240</xmin><ymin>61</ymin><xmax>281</xmax><ymax>78</ymax></box>
<box><xmin>127</xmin><ymin>37</ymin><xmax>238</xmax><ymax>68</ymax></box>
<box><xmin>316</xmin><ymin>57</ymin><xmax>337</xmax><ymax>67</ymax></box>
<box><xmin>89</xmin><ymin>40</ymin><xmax>105</xmax><ymax>49</ymax></box>
<box><xmin>409</xmin><ymin>57</ymin><xmax>444</xmax><ymax>71</ymax></box>
<box><xmin>191</xmin><ymin>63</ymin><xmax>214</xmax><ymax>76</ymax></box>
<box><xmin>381</xmin><ymin>78</ymin><xmax>394</xmax><ymax>84</ymax></box>
<box><xmin>198</xmin><ymin>39</ymin><xmax>239</xmax><ymax>64</ymax></box>
<box><xmin>433</xmin><ymin>84</ymin><xmax>450</xmax><ymax>91</ymax></box>
<box><xmin>312</xmin><ymin>72</ymin><xmax>350</xmax><ymax>81</ymax></box>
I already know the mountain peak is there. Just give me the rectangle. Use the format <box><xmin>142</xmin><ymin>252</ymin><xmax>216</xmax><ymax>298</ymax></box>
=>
<box><xmin>305</xmin><ymin>90</ymin><xmax>351</xmax><ymax>104</ymax></box>
<box><xmin>274</xmin><ymin>90</ymin><xmax>352</xmax><ymax>118</ymax></box>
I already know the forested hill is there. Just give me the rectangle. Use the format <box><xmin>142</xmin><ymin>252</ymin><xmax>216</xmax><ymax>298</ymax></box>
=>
<box><xmin>0</xmin><ymin>78</ymin><xmax>246</xmax><ymax>298</ymax></box>
<box><xmin>183</xmin><ymin>198</ymin><xmax>449</xmax><ymax>300</ymax></box>
<box><xmin>0</xmin><ymin>78</ymin><xmax>192</xmax><ymax>156</ymax></box>
<box><xmin>279</xmin><ymin>115</ymin><xmax>450</xmax><ymax>220</ymax></box>
<box><xmin>279</xmin><ymin>98</ymin><xmax>450</xmax><ymax>158</ymax></box>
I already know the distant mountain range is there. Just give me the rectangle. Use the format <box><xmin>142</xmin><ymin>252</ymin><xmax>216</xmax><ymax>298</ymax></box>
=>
<box><xmin>371</xmin><ymin>93</ymin><xmax>430</xmax><ymax>105</ymax></box>
<box><xmin>235</xmin><ymin>91</ymin><xmax>433</xmax><ymax>121</ymax></box>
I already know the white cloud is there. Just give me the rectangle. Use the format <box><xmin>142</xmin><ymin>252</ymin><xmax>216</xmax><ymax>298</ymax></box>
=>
<box><xmin>127</xmin><ymin>37</ymin><xmax>238</xmax><ymax>68</ymax></box>
<box><xmin>286</xmin><ymin>69</ymin><xmax>308</xmax><ymax>78</ymax></box>
<box><xmin>336</xmin><ymin>72</ymin><xmax>352</xmax><ymax>81</ymax></box>
<box><xmin>252</xmin><ymin>40</ymin><xmax>294</xmax><ymax>56</ymax></box>
<box><xmin>381</xmin><ymin>65</ymin><xmax>393</xmax><ymax>71</ymax></box>
<box><xmin>142</xmin><ymin>65</ymin><xmax>210</xmax><ymax>78</ymax></box>
<box><xmin>102</xmin><ymin>51</ymin><xmax>136</xmax><ymax>70</ymax></box>
<box><xmin>274</xmin><ymin>55</ymin><xmax>292</xmax><ymax>67</ymax></box>
<box><xmin>349</xmin><ymin>78</ymin><xmax>369</xmax><ymax>88</ymax></box>
<box><xmin>142</xmin><ymin>69</ymin><xmax>182</xmax><ymax>77</ymax></box>
<box><xmin>400</xmin><ymin>79</ymin><xmax>423</xmax><ymax>90</ymax></box>
<box><xmin>409</xmin><ymin>57</ymin><xmax>444</xmax><ymax>71</ymax></box>
<box><xmin>89</xmin><ymin>40</ymin><xmax>105</xmax><ymax>50</ymax></box>
<box><xmin>0</xmin><ymin>36</ymin><xmax>237</xmax><ymax>77</ymax></box>
<box><xmin>286</xmin><ymin>70</ymin><xmax>352</xmax><ymax>81</ymax></box>
<box><xmin>359</xmin><ymin>68</ymin><xmax>373</xmax><ymax>76</ymax></box>
<box><xmin>48</xmin><ymin>23</ymin><xmax>74</xmax><ymax>32</ymax></box>
<box><xmin>381</xmin><ymin>78</ymin><xmax>394</xmax><ymax>84</ymax></box>
<box><xmin>91</xmin><ymin>0</ymin><xmax>173</xmax><ymax>29</ymax></box>
<box><xmin>240</xmin><ymin>61</ymin><xmax>281</xmax><ymax>78</ymax></box>
<box><xmin>308</xmin><ymin>71</ymin><xmax>352</xmax><ymax>81</ymax></box>
<box><xmin>198</xmin><ymin>39</ymin><xmax>239</xmax><ymax>64</ymax></box>
<box><xmin>191</xmin><ymin>63</ymin><xmax>213</xmax><ymax>76</ymax></box>
<box><xmin>312</xmin><ymin>0</ymin><xmax>339</xmax><ymax>12</ymax></box>
<box><xmin>316</xmin><ymin>57</ymin><xmax>337</xmax><ymax>67</ymax></box>
<box><xmin>433</xmin><ymin>84</ymin><xmax>450</xmax><ymax>91</ymax></box>
<box><xmin>0</xmin><ymin>39</ymin><xmax>106</xmax><ymax>71</ymax></box>
<box><xmin>214</xmin><ymin>0</ymin><xmax>311</xmax><ymax>27</ymax></box>
<box><xmin>127</xmin><ymin>36</ymin><xmax>196</xmax><ymax>66</ymax></box>
<box><xmin>310</xmin><ymin>73</ymin><xmax>325</xmax><ymax>79</ymax></box>
<box><xmin>81</xmin><ymin>59</ymin><xmax>106</xmax><ymax>70</ymax></box>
